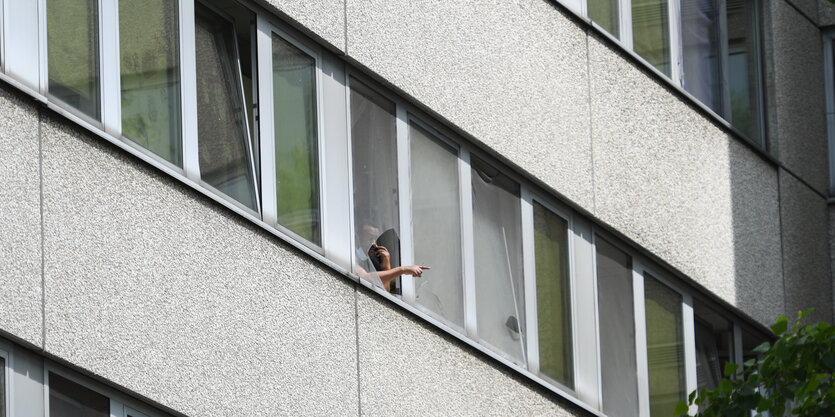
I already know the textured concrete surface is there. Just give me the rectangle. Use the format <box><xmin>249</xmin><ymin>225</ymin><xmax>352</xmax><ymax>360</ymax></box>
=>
<box><xmin>0</xmin><ymin>85</ymin><xmax>42</xmax><ymax>347</ymax></box>
<box><xmin>258</xmin><ymin>0</ymin><xmax>345</xmax><ymax>52</ymax></box>
<box><xmin>786</xmin><ymin>0</ymin><xmax>819</xmax><ymax>23</ymax></box>
<box><xmin>819</xmin><ymin>0</ymin><xmax>835</xmax><ymax>26</ymax></box>
<box><xmin>780</xmin><ymin>171</ymin><xmax>832</xmax><ymax>323</ymax></box>
<box><xmin>346</xmin><ymin>0</ymin><xmax>595</xmax><ymax>212</ymax></box>
<box><xmin>587</xmin><ymin>34</ymin><xmax>784</xmax><ymax>325</ymax></box>
<box><xmin>41</xmin><ymin>116</ymin><xmax>359</xmax><ymax>416</ymax></box>
<box><xmin>769</xmin><ymin>0</ymin><xmax>828</xmax><ymax>194</ymax></box>
<box><xmin>356</xmin><ymin>291</ymin><xmax>586</xmax><ymax>416</ymax></box>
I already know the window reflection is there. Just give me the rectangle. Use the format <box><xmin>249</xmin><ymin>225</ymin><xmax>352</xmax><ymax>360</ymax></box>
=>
<box><xmin>272</xmin><ymin>35</ymin><xmax>320</xmax><ymax>245</ymax></box>
<box><xmin>727</xmin><ymin>0</ymin><xmax>762</xmax><ymax>141</ymax></box>
<box><xmin>694</xmin><ymin>301</ymin><xmax>734</xmax><ymax>392</ymax></box>
<box><xmin>644</xmin><ymin>275</ymin><xmax>686</xmax><ymax>417</ymax></box>
<box><xmin>120</xmin><ymin>0</ymin><xmax>182</xmax><ymax>166</ymax></box>
<box><xmin>472</xmin><ymin>156</ymin><xmax>526</xmax><ymax>365</ymax></box>
<box><xmin>195</xmin><ymin>2</ymin><xmax>259</xmax><ymax>211</ymax></box>
<box><xmin>681</xmin><ymin>0</ymin><xmax>722</xmax><ymax>113</ymax></box>
<box><xmin>49</xmin><ymin>373</ymin><xmax>109</xmax><ymax>417</ymax></box>
<box><xmin>633</xmin><ymin>0</ymin><xmax>671</xmax><ymax>75</ymax></box>
<box><xmin>48</xmin><ymin>0</ymin><xmax>100</xmax><ymax>120</ymax></box>
<box><xmin>589</xmin><ymin>0</ymin><xmax>620</xmax><ymax>38</ymax></box>
<box><xmin>534</xmin><ymin>202</ymin><xmax>573</xmax><ymax>388</ymax></box>
<box><xmin>410</xmin><ymin>124</ymin><xmax>464</xmax><ymax>328</ymax></box>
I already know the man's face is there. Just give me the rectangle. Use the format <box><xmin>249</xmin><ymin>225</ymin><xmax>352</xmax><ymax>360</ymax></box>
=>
<box><xmin>359</xmin><ymin>224</ymin><xmax>380</xmax><ymax>249</ymax></box>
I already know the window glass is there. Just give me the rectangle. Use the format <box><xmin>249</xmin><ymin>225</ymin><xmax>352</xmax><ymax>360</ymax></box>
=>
<box><xmin>742</xmin><ymin>327</ymin><xmax>768</xmax><ymax>363</ymax></box>
<box><xmin>633</xmin><ymin>0</ymin><xmax>671</xmax><ymax>75</ymax></box>
<box><xmin>48</xmin><ymin>0</ymin><xmax>101</xmax><ymax>120</ymax></box>
<box><xmin>471</xmin><ymin>156</ymin><xmax>526</xmax><ymax>365</ymax></box>
<box><xmin>195</xmin><ymin>3</ymin><xmax>258</xmax><ymax>211</ymax></box>
<box><xmin>681</xmin><ymin>0</ymin><xmax>722</xmax><ymax>113</ymax></box>
<box><xmin>350</xmin><ymin>79</ymin><xmax>401</xmax><ymax>292</ymax></box>
<box><xmin>694</xmin><ymin>301</ymin><xmax>734</xmax><ymax>392</ymax></box>
<box><xmin>410</xmin><ymin>124</ymin><xmax>463</xmax><ymax>328</ymax></box>
<box><xmin>727</xmin><ymin>0</ymin><xmax>761</xmax><ymax>141</ymax></box>
<box><xmin>120</xmin><ymin>0</ymin><xmax>182</xmax><ymax>166</ymax></box>
<box><xmin>644</xmin><ymin>275</ymin><xmax>686</xmax><ymax>417</ymax></box>
<box><xmin>596</xmin><ymin>237</ymin><xmax>639</xmax><ymax>416</ymax></box>
<box><xmin>49</xmin><ymin>372</ymin><xmax>109</xmax><ymax>417</ymax></box>
<box><xmin>272</xmin><ymin>35</ymin><xmax>320</xmax><ymax>245</ymax></box>
<box><xmin>589</xmin><ymin>0</ymin><xmax>620</xmax><ymax>38</ymax></box>
<box><xmin>533</xmin><ymin>202</ymin><xmax>573</xmax><ymax>387</ymax></box>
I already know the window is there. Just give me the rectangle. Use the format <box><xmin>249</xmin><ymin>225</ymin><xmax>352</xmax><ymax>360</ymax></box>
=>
<box><xmin>410</xmin><ymin>122</ymin><xmax>464</xmax><ymax>329</ymax></box>
<box><xmin>694</xmin><ymin>301</ymin><xmax>734</xmax><ymax>392</ymax></box>
<box><xmin>644</xmin><ymin>275</ymin><xmax>686</xmax><ymax>417</ymax></box>
<box><xmin>350</xmin><ymin>78</ymin><xmax>401</xmax><ymax>292</ymax></box>
<box><xmin>48</xmin><ymin>372</ymin><xmax>109</xmax><ymax>417</ymax></box>
<box><xmin>726</xmin><ymin>0</ymin><xmax>762</xmax><ymax>140</ymax></box>
<box><xmin>271</xmin><ymin>34</ymin><xmax>321</xmax><ymax>245</ymax></box>
<box><xmin>471</xmin><ymin>155</ymin><xmax>526</xmax><ymax>365</ymax></box>
<box><xmin>533</xmin><ymin>202</ymin><xmax>573</xmax><ymax>387</ymax></box>
<box><xmin>596</xmin><ymin>237</ymin><xmax>639</xmax><ymax>416</ymax></box>
<box><xmin>47</xmin><ymin>0</ymin><xmax>101</xmax><ymax>120</ymax></box>
<box><xmin>194</xmin><ymin>1</ymin><xmax>260</xmax><ymax>211</ymax></box>
<box><xmin>681</xmin><ymin>0</ymin><xmax>722</xmax><ymax>113</ymax></box>
<box><xmin>633</xmin><ymin>0</ymin><xmax>671</xmax><ymax>75</ymax></box>
<box><xmin>119</xmin><ymin>0</ymin><xmax>183</xmax><ymax>166</ymax></box>
<box><xmin>589</xmin><ymin>0</ymin><xmax>620</xmax><ymax>38</ymax></box>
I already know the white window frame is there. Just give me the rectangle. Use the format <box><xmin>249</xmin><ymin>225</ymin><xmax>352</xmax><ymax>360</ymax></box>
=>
<box><xmin>256</xmin><ymin>17</ymin><xmax>326</xmax><ymax>254</ymax></box>
<box><xmin>0</xmin><ymin>346</ymin><xmax>8</xmax><ymax>417</ymax></box>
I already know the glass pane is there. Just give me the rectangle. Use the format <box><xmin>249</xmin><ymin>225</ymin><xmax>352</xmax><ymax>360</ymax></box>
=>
<box><xmin>681</xmin><ymin>0</ymin><xmax>722</xmax><ymax>112</ymax></box>
<box><xmin>742</xmin><ymin>328</ymin><xmax>768</xmax><ymax>363</ymax></box>
<box><xmin>589</xmin><ymin>0</ymin><xmax>620</xmax><ymax>38</ymax></box>
<box><xmin>48</xmin><ymin>0</ymin><xmax>100</xmax><ymax>120</ymax></box>
<box><xmin>596</xmin><ymin>237</ymin><xmax>639</xmax><ymax>416</ymax></box>
<box><xmin>633</xmin><ymin>0</ymin><xmax>671</xmax><ymax>75</ymax></box>
<box><xmin>120</xmin><ymin>0</ymin><xmax>182</xmax><ymax>166</ymax></box>
<box><xmin>195</xmin><ymin>4</ymin><xmax>258</xmax><ymax>211</ymax></box>
<box><xmin>645</xmin><ymin>276</ymin><xmax>686</xmax><ymax>417</ymax></box>
<box><xmin>350</xmin><ymin>79</ymin><xmax>401</xmax><ymax>292</ymax></box>
<box><xmin>694</xmin><ymin>301</ymin><xmax>734</xmax><ymax>392</ymax></box>
<box><xmin>410</xmin><ymin>124</ymin><xmax>463</xmax><ymax>329</ymax></box>
<box><xmin>0</xmin><ymin>357</ymin><xmax>4</xmax><ymax>417</ymax></box>
<box><xmin>49</xmin><ymin>373</ymin><xmax>109</xmax><ymax>417</ymax></box>
<box><xmin>472</xmin><ymin>156</ymin><xmax>526</xmax><ymax>365</ymax></box>
<box><xmin>272</xmin><ymin>35</ymin><xmax>320</xmax><ymax>245</ymax></box>
<box><xmin>727</xmin><ymin>0</ymin><xmax>761</xmax><ymax>141</ymax></box>
<box><xmin>534</xmin><ymin>202</ymin><xmax>573</xmax><ymax>387</ymax></box>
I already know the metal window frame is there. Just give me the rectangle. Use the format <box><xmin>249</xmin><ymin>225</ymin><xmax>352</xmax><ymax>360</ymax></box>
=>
<box><xmin>3</xmin><ymin>0</ymin><xmax>40</xmax><ymax>94</ymax></box>
<box><xmin>256</xmin><ymin>16</ymin><xmax>326</xmax><ymax>254</ymax></box>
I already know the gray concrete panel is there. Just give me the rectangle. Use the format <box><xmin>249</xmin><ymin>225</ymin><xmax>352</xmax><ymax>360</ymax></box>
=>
<box><xmin>356</xmin><ymin>291</ymin><xmax>586</xmax><ymax>416</ymax></box>
<box><xmin>256</xmin><ymin>0</ymin><xmax>345</xmax><ymax>52</ymax></box>
<box><xmin>819</xmin><ymin>0</ymin><xmax>835</xmax><ymax>26</ymax></box>
<box><xmin>346</xmin><ymin>0</ymin><xmax>595</xmax><ymax>212</ymax></box>
<box><xmin>786</xmin><ymin>0</ymin><xmax>819</xmax><ymax>23</ymax></box>
<box><xmin>769</xmin><ymin>0</ymin><xmax>828</xmax><ymax>194</ymax></box>
<box><xmin>41</xmin><ymin>116</ymin><xmax>358</xmax><ymax>416</ymax></box>
<box><xmin>588</xmin><ymin>34</ymin><xmax>784</xmax><ymax>325</ymax></box>
<box><xmin>0</xmin><ymin>85</ymin><xmax>42</xmax><ymax>347</ymax></box>
<box><xmin>780</xmin><ymin>170</ymin><xmax>832</xmax><ymax>323</ymax></box>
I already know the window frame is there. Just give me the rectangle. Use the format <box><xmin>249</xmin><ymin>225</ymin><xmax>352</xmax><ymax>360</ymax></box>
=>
<box><xmin>823</xmin><ymin>30</ymin><xmax>835</xmax><ymax>195</ymax></box>
<box><xmin>256</xmin><ymin>17</ymin><xmax>326</xmax><ymax>254</ymax></box>
<box><xmin>0</xmin><ymin>346</ymin><xmax>8</xmax><ymax>417</ymax></box>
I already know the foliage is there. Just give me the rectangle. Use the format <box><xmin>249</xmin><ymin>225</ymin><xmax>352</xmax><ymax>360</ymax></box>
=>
<box><xmin>675</xmin><ymin>310</ymin><xmax>835</xmax><ymax>417</ymax></box>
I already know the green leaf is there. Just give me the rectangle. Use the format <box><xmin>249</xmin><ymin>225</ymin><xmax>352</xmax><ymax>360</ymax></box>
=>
<box><xmin>724</xmin><ymin>362</ymin><xmax>740</xmax><ymax>377</ymax></box>
<box><xmin>756</xmin><ymin>397</ymin><xmax>772</xmax><ymax>412</ymax></box>
<box><xmin>752</xmin><ymin>342</ymin><xmax>771</xmax><ymax>354</ymax></box>
<box><xmin>674</xmin><ymin>400</ymin><xmax>690</xmax><ymax>415</ymax></box>
<box><xmin>771</xmin><ymin>315</ymin><xmax>788</xmax><ymax>335</ymax></box>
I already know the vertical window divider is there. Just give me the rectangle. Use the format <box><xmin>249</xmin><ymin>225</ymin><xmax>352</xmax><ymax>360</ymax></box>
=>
<box><xmin>682</xmin><ymin>292</ymin><xmax>698</xmax><ymax>415</ymax></box>
<box><xmin>732</xmin><ymin>322</ymin><xmax>744</xmax><ymax>365</ymax></box>
<box><xmin>718</xmin><ymin>0</ymin><xmax>731</xmax><ymax>119</ymax></box>
<box><xmin>37</xmin><ymin>0</ymin><xmax>47</xmax><ymax>95</ymax></box>
<box><xmin>320</xmin><ymin>55</ymin><xmax>351</xmax><ymax>268</ymax></box>
<box><xmin>180</xmin><ymin>0</ymin><xmax>200</xmax><ymax>182</ymax></box>
<box><xmin>668</xmin><ymin>0</ymin><xmax>683</xmax><ymax>86</ymax></box>
<box><xmin>110</xmin><ymin>398</ymin><xmax>124</xmax><ymax>417</ymax></box>
<box><xmin>632</xmin><ymin>260</ymin><xmax>651</xmax><ymax>417</ymax></box>
<box><xmin>100</xmin><ymin>0</ymin><xmax>120</xmax><ymax>137</ymax></box>
<box><xmin>256</xmin><ymin>16</ymin><xmax>277</xmax><ymax>226</ymax></box>
<box><xmin>573</xmin><ymin>219</ymin><xmax>600</xmax><ymax>408</ymax></box>
<box><xmin>751</xmin><ymin>0</ymin><xmax>766</xmax><ymax>147</ymax></box>
<box><xmin>345</xmin><ymin>75</ymin><xmax>358</xmax><ymax>273</ymax></box>
<box><xmin>520</xmin><ymin>189</ymin><xmax>539</xmax><ymax>375</ymax></box>
<box><xmin>1</xmin><ymin>0</ymin><xmax>5</xmax><ymax>72</ymax></box>
<box><xmin>460</xmin><ymin>148</ymin><xmax>478</xmax><ymax>339</ymax></box>
<box><xmin>619</xmin><ymin>0</ymin><xmax>634</xmax><ymax>50</ymax></box>
<box><xmin>396</xmin><ymin>106</ymin><xmax>416</xmax><ymax>304</ymax></box>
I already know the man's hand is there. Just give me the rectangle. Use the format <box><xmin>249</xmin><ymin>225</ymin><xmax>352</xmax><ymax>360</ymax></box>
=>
<box><xmin>400</xmin><ymin>265</ymin><xmax>430</xmax><ymax>277</ymax></box>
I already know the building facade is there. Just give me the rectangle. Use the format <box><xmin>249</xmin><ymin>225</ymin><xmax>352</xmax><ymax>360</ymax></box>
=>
<box><xmin>0</xmin><ymin>0</ymin><xmax>832</xmax><ymax>416</ymax></box>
